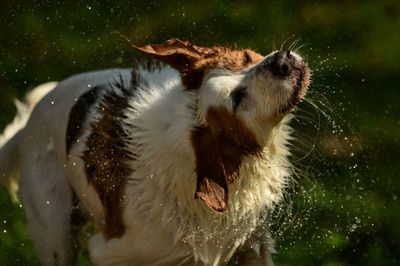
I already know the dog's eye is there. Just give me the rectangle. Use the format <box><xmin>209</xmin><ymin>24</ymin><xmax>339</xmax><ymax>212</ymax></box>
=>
<box><xmin>232</xmin><ymin>87</ymin><xmax>247</xmax><ymax>110</ymax></box>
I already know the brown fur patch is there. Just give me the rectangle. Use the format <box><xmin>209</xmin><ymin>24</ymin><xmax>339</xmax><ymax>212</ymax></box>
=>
<box><xmin>191</xmin><ymin>107</ymin><xmax>262</xmax><ymax>212</ymax></box>
<box><xmin>66</xmin><ymin>86</ymin><xmax>101</xmax><ymax>154</ymax></box>
<box><xmin>183</xmin><ymin>48</ymin><xmax>263</xmax><ymax>91</ymax></box>
<box><xmin>135</xmin><ymin>39</ymin><xmax>264</xmax><ymax>90</ymax></box>
<box><xmin>82</xmin><ymin>83</ymin><xmax>134</xmax><ymax>240</ymax></box>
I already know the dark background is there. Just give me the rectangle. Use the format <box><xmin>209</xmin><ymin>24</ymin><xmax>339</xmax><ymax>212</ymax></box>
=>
<box><xmin>1</xmin><ymin>0</ymin><xmax>399</xmax><ymax>265</ymax></box>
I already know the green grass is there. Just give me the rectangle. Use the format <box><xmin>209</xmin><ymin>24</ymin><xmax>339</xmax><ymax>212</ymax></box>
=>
<box><xmin>1</xmin><ymin>0</ymin><xmax>399</xmax><ymax>265</ymax></box>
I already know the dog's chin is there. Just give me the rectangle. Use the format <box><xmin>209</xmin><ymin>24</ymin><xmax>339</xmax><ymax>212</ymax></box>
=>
<box><xmin>278</xmin><ymin>65</ymin><xmax>310</xmax><ymax>114</ymax></box>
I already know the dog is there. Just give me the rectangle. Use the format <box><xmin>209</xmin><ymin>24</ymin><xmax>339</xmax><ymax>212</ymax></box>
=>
<box><xmin>0</xmin><ymin>39</ymin><xmax>310</xmax><ymax>266</ymax></box>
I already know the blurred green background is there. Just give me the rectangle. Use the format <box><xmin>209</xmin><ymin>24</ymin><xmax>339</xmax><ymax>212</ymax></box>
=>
<box><xmin>0</xmin><ymin>0</ymin><xmax>399</xmax><ymax>265</ymax></box>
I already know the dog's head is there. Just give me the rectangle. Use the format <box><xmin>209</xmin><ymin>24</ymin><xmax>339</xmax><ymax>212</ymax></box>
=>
<box><xmin>135</xmin><ymin>39</ymin><xmax>310</xmax><ymax>212</ymax></box>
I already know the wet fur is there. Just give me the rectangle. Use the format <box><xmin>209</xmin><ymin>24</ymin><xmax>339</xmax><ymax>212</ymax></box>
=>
<box><xmin>0</xmin><ymin>39</ymin><xmax>310</xmax><ymax>266</ymax></box>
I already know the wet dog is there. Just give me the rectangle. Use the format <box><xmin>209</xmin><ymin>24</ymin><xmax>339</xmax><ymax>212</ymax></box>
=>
<box><xmin>0</xmin><ymin>39</ymin><xmax>310</xmax><ymax>265</ymax></box>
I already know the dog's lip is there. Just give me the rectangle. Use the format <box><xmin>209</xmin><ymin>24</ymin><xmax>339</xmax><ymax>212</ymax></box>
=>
<box><xmin>279</xmin><ymin>64</ymin><xmax>310</xmax><ymax>114</ymax></box>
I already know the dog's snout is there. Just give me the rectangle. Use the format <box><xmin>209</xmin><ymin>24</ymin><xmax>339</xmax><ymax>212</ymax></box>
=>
<box><xmin>269</xmin><ymin>50</ymin><xmax>294</xmax><ymax>77</ymax></box>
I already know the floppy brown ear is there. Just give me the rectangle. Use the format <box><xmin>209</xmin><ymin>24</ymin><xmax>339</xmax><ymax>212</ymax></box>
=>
<box><xmin>134</xmin><ymin>38</ymin><xmax>203</xmax><ymax>72</ymax></box>
<box><xmin>192</xmin><ymin>127</ymin><xmax>229</xmax><ymax>212</ymax></box>
<box><xmin>191</xmin><ymin>107</ymin><xmax>263</xmax><ymax>212</ymax></box>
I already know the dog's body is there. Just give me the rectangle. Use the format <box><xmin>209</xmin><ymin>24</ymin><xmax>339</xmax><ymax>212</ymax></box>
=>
<box><xmin>0</xmin><ymin>40</ymin><xmax>310</xmax><ymax>266</ymax></box>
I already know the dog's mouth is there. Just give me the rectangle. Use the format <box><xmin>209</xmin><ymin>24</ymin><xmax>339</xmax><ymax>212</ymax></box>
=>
<box><xmin>279</xmin><ymin>64</ymin><xmax>310</xmax><ymax>113</ymax></box>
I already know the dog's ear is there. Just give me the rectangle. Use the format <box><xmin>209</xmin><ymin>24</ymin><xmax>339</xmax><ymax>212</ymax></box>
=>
<box><xmin>134</xmin><ymin>39</ymin><xmax>205</xmax><ymax>72</ymax></box>
<box><xmin>192</xmin><ymin>126</ymin><xmax>229</xmax><ymax>212</ymax></box>
<box><xmin>191</xmin><ymin>107</ymin><xmax>262</xmax><ymax>212</ymax></box>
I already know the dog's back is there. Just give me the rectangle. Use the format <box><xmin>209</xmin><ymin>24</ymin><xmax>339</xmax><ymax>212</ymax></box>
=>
<box><xmin>0</xmin><ymin>69</ymin><xmax>133</xmax><ymax>265</ymax></box>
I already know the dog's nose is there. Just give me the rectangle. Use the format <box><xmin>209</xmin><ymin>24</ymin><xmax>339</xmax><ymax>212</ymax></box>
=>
<box><xmin>269</xmin><ymin>50</ymin><xmax>293</xmax><ymax>77</ymax></box>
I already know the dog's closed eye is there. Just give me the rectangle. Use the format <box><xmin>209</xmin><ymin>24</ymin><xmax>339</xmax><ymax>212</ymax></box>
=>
<box><xmin>231</xmin><ymin>86</ymin><xmax>247</xmax><ymax>110</ymax></box>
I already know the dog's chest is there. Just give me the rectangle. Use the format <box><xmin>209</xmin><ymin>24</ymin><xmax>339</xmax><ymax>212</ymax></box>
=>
<box><xmin>122</xmin><ymin>186</ymin><xmax>258</xmax><ymax>265</ymax></box>
<box><xmin>120</xmin><ymin>163</ymin><xmax>269</xmax><ymax>265</ymax></box>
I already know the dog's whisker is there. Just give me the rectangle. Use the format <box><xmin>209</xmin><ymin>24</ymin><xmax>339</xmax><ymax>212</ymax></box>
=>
<box><xmin>272</xmin><ymin>37</ymin><xmax>277</xmax><ymax>51</ymax></box>
<box><xmin>288</xmin><ymin>38</ymin><xmax>301</xmax><ymax>52</ymax></box>
<box><xmin>303</xmin><ymin>97</ymin><xmax>333</xmax><ymax>121</ymax></box>
<box><xmin>280</xmin><ymin>35</ymin><xmax>293</xmax><ymax>51</ymax></box>
<box><xmin>293</xmin><ymin>43</ymin><xmax>311</xmax><ymax>55</ymax></box>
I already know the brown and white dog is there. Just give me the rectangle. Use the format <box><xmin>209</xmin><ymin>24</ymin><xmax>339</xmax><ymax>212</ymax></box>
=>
<box><xmin>0</xmin><ymin>39</ymin><xmax>310</xmax><ymax>266</ymax></box>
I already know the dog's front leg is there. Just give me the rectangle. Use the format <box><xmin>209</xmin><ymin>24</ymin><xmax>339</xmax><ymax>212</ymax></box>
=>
<box><xmin>235</xmin><ymin>242</ymin><xmax>274</xmax><ymax>266</ymax></box>
<box><xmin>234</xmin><ymin>223</ymin><xmax>275</xmax><ymax>266</ymax></box>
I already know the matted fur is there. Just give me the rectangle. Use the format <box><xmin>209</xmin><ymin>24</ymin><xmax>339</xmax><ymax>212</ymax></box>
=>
<box><xmin>0</xmin><ymin>39</ymin><xmax>310</xmax><ymax>266</ymax></box>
